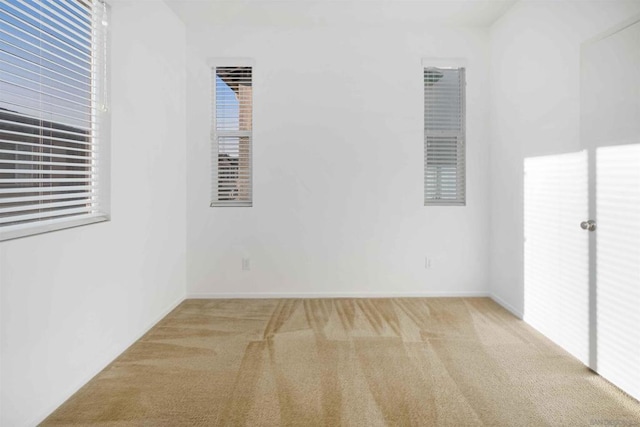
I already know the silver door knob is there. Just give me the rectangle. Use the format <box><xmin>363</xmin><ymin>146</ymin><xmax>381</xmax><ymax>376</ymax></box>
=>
<box><xmin>580</xmin><ymin>220</ymin><xmax>597</xmax><ymax>231</ymax></box>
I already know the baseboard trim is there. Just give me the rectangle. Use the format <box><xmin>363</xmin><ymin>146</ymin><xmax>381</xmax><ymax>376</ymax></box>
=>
<box><xmin>490</xmin><ymin>294</ymin><xmax>524</xmax><ymax>319</ymax></box>
<box><xmin>187</xmin><ymin>291</ymin><xmax>490</xmax><ymax>299</ymax></box>
<box><xmin>32</xmin><ymin>295</ymin><xmax>186</xmax><ymax>427</ymax></box>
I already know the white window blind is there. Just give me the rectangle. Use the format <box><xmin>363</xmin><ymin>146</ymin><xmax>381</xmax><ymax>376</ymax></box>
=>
<box><xmin>424</xmin><ymin>66</ymin><xmax>466</xmax><ymax>206</ymax></box>
<box><xmin>0</xmin><ymin>0</ymin><xmax>110</xmax><ymax>241</ymax></box>
<box><xmin>211</xmin><ymin>65</ymin><xmax>253</xmax><ymax>207</ymax></box>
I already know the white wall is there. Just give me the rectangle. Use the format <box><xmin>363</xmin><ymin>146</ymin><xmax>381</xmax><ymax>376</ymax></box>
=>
<box><xmin>0</xmin><ymin>1</ymin><xmax>187</xmax><ymax>425</ymax></box>
<box><xmin>489</xmin><ymin>0</ymin><xmax>640</xmax><ymax>316</ymax></box>
<box><xmin>185</xmin><ymin>11</ymin><xmax>492</xmax><ymax>297</ymax></box>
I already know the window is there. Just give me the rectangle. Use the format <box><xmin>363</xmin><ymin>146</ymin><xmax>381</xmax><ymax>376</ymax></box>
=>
<box><xmin>424</xmin><ymin>62</ymin><xmax>466</xmax><ymax>206</ymax></box>
<box><xmin>211</xmin><ymin>63</ymin><xmax>253</xmax><ymax>207</ymax></box>
<box><xmin>0</xmin><ymin>0</ymin><xmax>110</xmax><ymax>241</ymax></box>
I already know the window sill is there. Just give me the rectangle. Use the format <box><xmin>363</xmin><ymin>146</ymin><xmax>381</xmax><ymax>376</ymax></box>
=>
<box><xmin>210</xmin><ymin>201</ymin><xmax>252</xmax><ymax>207</ymax></box>
<box><xmin>0</xmin><ymin>214</ymin><xmax>109</xmax><ymax>242</ymax></box>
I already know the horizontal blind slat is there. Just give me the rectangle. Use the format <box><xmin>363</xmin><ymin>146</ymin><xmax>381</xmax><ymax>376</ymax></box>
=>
<box><xmin>0</xmin><ymin>198</ymin><xmax>95</xmax><ymax>215</ymax></box>
<box><xmin>0</xmin><ymin>159</ymin><xmax>93</xmax><ymax>168</ymax></box>
<box><xmin>0</xmin><ymin>191</ymin><xmax>96</xmax><ymax>204</ymax></box>
<box><xmin>0</xmin><ymin>169</ymin><xmax>94</xmax><ymax>176</ymax></box>
<box><xmin>0</xmin><ymin>184</ymin><xmax>96</xmax><ymax>194</ymax></box>
<box><xmin>0</xmin><ymin>119</ymin><xmax>93</xmax><ymax>139</ymax></box>
<box><xmin>0</xmin><ymin>206</ymin><xmax>94</xmax><ymax>225</ymax></box>
<box><xmin>0</xmin><ymin>140</ymin><xmax>94</xmax><ymax>155</ymax></box>
<box><xmin>0</xmin><ymin>148</ymin><xmax>92</xmax><ymax>161</ymax></box>
<box><xmin>0</xmin><ymin>177</ymin><xmax>98</xmax><ymax>183</ymax></box>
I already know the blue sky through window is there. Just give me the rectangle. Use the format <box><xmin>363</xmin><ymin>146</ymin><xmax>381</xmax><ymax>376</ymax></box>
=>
<box><xmin>215</xmin><ymin>75</ymin><xmax>240</xmax><ymax>131</ymax></box>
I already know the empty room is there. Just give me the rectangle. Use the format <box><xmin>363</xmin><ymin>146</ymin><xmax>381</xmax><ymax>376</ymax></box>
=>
<box><xmin>1</xmin><ymin>0</ymin><xmax>640</xmax><ymax>425</ymax></box>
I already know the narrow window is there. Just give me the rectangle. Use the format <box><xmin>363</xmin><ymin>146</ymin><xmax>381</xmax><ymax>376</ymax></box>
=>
<box><xmin>424</xmin><ymin>65</ymin><xmax>466</xmax><ymax>206</ymax></box>
<box><xmin>0</xmin><ymin>0</ymin><xmax>110</xmax><ymax>240</ymax></box>
<box><xmin>211</xmin><ymin>65</ymin><xmax>253</xmax><ymax>207</ymax></box>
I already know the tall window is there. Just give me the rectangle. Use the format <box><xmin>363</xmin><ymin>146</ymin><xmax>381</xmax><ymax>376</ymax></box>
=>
<box><xmin>211</xmin><ymin>64</ymin><xmax>253</xmax><ymax>207</ymax></box>
<box><xmin>0</xmin><ymin>0</ymin><xmax>110</xmax><ymax>241</ymax></box>
<box><xmin>424</xmin><ymin>64</ymin><xmax>466</xmax><ymax>206</ymax></box>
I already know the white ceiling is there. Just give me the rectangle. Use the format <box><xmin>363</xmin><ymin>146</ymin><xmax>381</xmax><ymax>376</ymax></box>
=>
<box><xmin>164</xmin><ymin>0</ymin><xmax>518</xmax><ymax>28</ymax></box>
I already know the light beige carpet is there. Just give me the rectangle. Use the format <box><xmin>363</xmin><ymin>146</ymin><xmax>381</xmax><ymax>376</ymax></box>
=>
<box><xmin>43</xmin><ymin>298</ymin><xmax>640</xmax><ymax>426</ymax></box>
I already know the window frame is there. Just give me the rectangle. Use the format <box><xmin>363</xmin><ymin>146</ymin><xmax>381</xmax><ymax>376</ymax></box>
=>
<box><xmin>0</xmin><ymin>0</ymin><xmax>111</xmax><ymax>241</ymax></box>
<box><xmin>209</xmin><ymin>58</ymin><xmax>254</xmax><ymax>208</ymax></box>
<box><xmin>422</xmin><ymin>58</ymin><xmax>467</xmax><ymax>207</ymax></box>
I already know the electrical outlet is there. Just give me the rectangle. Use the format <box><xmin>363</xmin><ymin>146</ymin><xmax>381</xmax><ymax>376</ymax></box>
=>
<box><xmin>425</xmin><ymin>257</ymin><xmax>432</xmax><ymax>269</ymax></box>
<box><xmin>242</xmin><ymin>258</ymin><xmax>251</xmax><ymax>271</ymax></box>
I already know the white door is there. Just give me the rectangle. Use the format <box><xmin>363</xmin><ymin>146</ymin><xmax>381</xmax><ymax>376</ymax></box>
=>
<box><xmin>581</xmin><ymin>17</ymin><xmax>640</xmax><ymax>400</ymax></box>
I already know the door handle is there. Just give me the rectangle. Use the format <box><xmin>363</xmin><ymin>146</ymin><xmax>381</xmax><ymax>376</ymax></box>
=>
<box><xmin>580</xmin><ymin>220</ymin><xmax>597</xmax><ymax>232</ymax></box>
